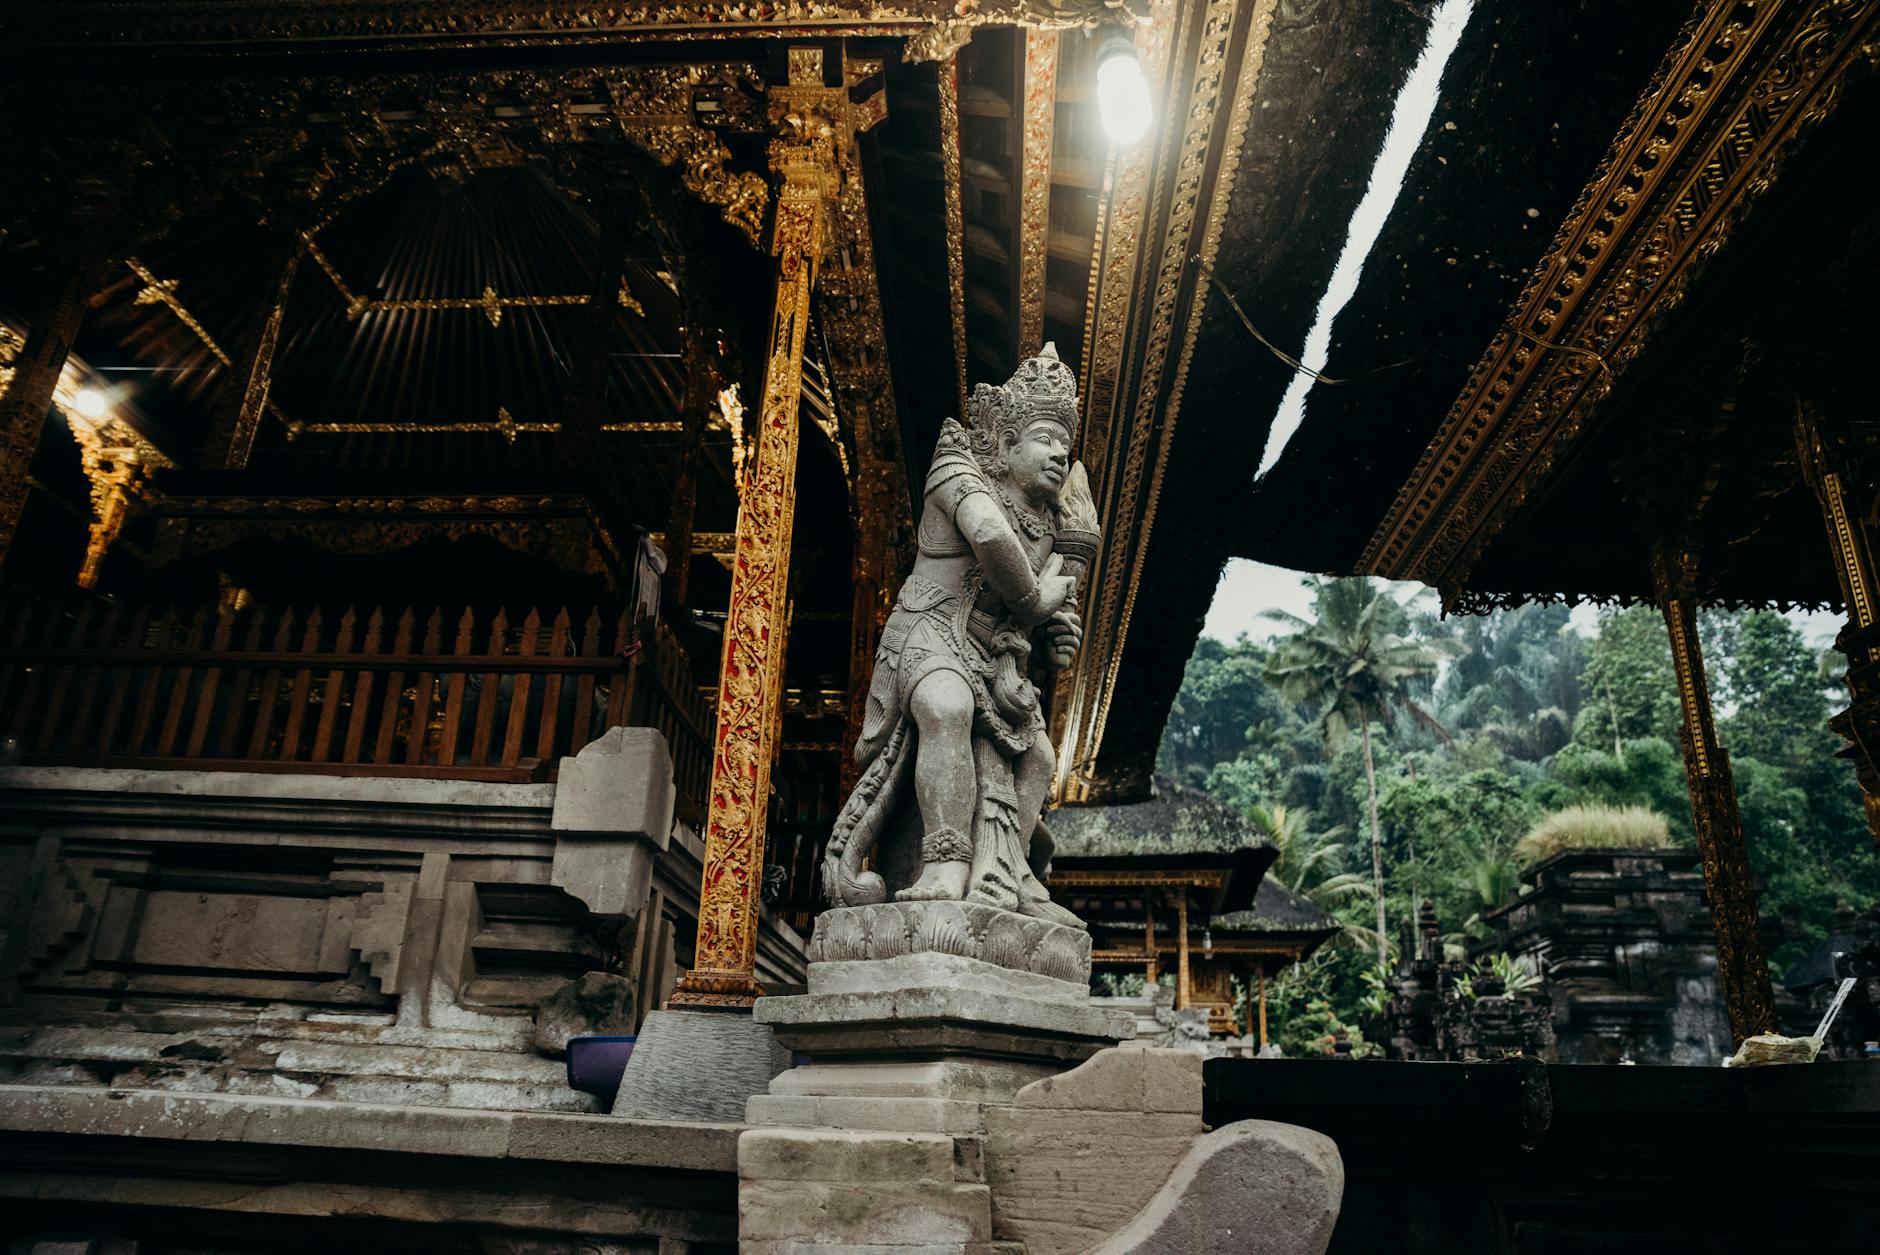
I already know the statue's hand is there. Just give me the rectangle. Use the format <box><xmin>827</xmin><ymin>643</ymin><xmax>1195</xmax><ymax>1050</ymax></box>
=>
<box><xmin>1042</xmin><ymin>609</ymin><xmax>1082</xmax><ymax>670</ymax></box>
<box><xmin>1015</xmin><ymin>554</ymin><xmax>1076</xmax><ymax>626</ymax></box>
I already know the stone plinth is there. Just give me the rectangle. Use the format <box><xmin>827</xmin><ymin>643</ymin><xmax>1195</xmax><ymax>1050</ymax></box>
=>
<box><xmin>809</xmin><ymin>900</ymin><xmax>1093</xmax><ymax>983</ymax></box>
<box><xmin>737</xmin><ymin>903</ymin><xmax>1340</xmax><ymax>1252</ymax></box>
<box><xmin>757</xmin><ymin>902</ymin><xmax>1131</xmax><ymax>1075</ymax></box>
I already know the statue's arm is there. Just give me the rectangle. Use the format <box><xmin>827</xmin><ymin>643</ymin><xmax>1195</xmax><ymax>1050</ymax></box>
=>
<box><xmin>953</xmin><ymin>492</ymin><xmax>1071</xmax><ymax>626</ymax></box>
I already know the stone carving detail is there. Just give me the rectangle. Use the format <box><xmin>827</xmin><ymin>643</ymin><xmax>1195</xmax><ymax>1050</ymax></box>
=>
<box><xmin>809</xmin><ymin>901</ymin><xmax>1091</xmax><ymax>985</ymax></box>
<box><xmin>822</xmin><ymin>346</ymin><xmax>1098</xmax><ymax>927</ymax></box>
<box><xmin>351</xmin><ymin>881</ymin><xmax>417</xmax><ymax>994</ymax></box>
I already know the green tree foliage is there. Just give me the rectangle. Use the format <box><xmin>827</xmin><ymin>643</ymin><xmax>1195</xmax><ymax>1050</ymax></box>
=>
<box><xmin>1576</xmin><ymin>606</ymin><xmax>1681</xmax><ymax>751</ymax></box>
<box><xmin>1438</xmin><ymin>605</ymin><xmax>1584</xmax><ymax>761</ymax></box>
<box><xmin>1152</xmin><ymin>580</ymin><xmax>1880</xmax><ymax>1054</ymax></box>
<box><xmin>1245</xmin><ymin>803</ymin><xmax>1376</xmax><ymax>952</ymax></box>
<box><xmin>1718</xmin><ymin>612</ymin><xmax>1832</xmax><ymax>769</ymax></box>
<box><xmin>1376</xmin><ymin>765</ymin><xmax>1541</xmax><ymax>933</ymax></box>
<box><xmin>1262</xmin><ymin>577</ymin><xmax>1461</xmax><ymax>965</ymax></box>
<box><xmin>1157</xmin><ymin>636</ymin><xmax>1294</xmax><ymax>787</ymax></box>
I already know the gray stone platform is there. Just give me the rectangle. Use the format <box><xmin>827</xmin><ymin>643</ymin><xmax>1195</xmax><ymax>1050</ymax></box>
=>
<box><xmin>759</xmin><ymin>903</ymin><xmax>1132</xmax><ymax>1070</ymax></box>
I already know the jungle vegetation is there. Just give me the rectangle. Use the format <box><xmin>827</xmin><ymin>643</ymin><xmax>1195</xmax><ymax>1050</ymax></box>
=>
<box><xmin>1157</xmin><ymin>577</ymin><xmax>1880</xmax><ymax>1056</ymax></box>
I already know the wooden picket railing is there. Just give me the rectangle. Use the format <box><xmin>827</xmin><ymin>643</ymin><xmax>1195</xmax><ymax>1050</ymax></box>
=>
<box><xmin>0</xmin><ymin>595</ymin><xmax>714</xmax><ymax>815</ymax></box>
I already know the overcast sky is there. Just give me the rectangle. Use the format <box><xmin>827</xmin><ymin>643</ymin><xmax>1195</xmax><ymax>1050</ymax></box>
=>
<box><xmin>1201</xmin><ymin>558</ymin><xmax>1845</xmax><ymax>649</ymax></box>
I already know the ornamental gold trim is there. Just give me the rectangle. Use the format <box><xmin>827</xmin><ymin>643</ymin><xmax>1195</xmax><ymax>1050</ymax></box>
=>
<box><xmin>1053</xmin><ymin>0</ymin><xmax>1275</xmax><ymax>802</ymax></box>
<box><xmin>0</xmin><ymin>2</ymin><xmax>1153</xmax><ymax>49</ymax></box>
<box><xmin>281</xmin><ymin>409</ymin><xmax>684</xmax><ymax>442</ymax></box>
<box><xmin>1016</xmin><ymin>29</ymin><xmax>1060</xmax><ymax>358</ymax></box>
<box><xmin>816</xmin><ymin>58</ymin><xmax>916</xmax><ymax>795</ymax></box>
<box><xmin>126</xmin><ymin>257</ymin><xmax>232</xmax><ymax>367</ymax></box>
<box><xmin>1361</xmin><ymin>0</ymin><xmax>1880</xmax><ymax>591</ymax></box>
<box><xmin>938</xmin><ymin>53</ymin><xmax>970</xmax><ymax>419</ymax></box>
<box><xmin>1654</xmin><ymin>547</ymin><xmax>1776</xmax><ymax>1045</ymax></box>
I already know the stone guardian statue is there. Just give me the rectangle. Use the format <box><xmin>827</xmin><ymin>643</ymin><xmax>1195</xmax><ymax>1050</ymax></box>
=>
<box><xmin>822</xmin><ymin>344</ymin><xmax>1096</xmax><ymax>926</ymax></box>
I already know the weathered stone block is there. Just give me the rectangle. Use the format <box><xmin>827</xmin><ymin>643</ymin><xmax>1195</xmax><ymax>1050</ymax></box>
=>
<box><xmin>739</xmin><ymin>1127</ymin><xmax>959</xmax><ymax>1183</ymax></box>
<box><xmin>551</xmin><ymin>727</ymin><xmax>673</xmax><ymax>918</ymax></box>
<box><xmin>1086</xmin><ymin>1119</ymin><xmax>1343</xmax><ymax>1255</ymax></box>
<box><xmin>773</xmin><ymin>1058</ymin><xmax>1054</xmax><ymax>1103</ymax></box>
<box><xmin>740</xmin><ymin>1179</ymin><xmax>992</xmax><ymax>1245</ymax></box>
<box><xmin>746</xmin><ymin>1094</ymin><xmax>991</xmax><ymax>1137</ymax></box>
<box><xmin>740</xmin><ymin>1244</ymin><xmax>1001</xmax><ymax>1255</ymax></box>
<box><xmin>552</xmin><ymin>726</ymin><xmax>675</xmax><ymax>842</ymax></box>
<box><xmin>980</xmin><ymin>1048</ymin><xmax>1208</xmax><ymax>1255</ymax></box>
<box><xmin>755</xmin><ymin>985</ymin><xmax>1134</xmax><ymax>1064</ymax></box>
<box><xmin>983</xmin><ymin>1108</ymin><xmax>1206</xmax><ymax>1255</ymax></box>
<box><xmin>1009</xmin><ymin>1045</ymin><xmax>1202</xmax><ymax>1115</ymax></box>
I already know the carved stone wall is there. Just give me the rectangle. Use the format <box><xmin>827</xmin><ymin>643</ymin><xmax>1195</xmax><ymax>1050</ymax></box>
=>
<box><xmin>1477</xmin><ymin>848</ymin><xmax>1731</xmax><ymax>1066</ymax></box>
<box><xmin>0</xmin><ymin>748</ymin><xmax>805</xmax><ymax>1111</ymax></box>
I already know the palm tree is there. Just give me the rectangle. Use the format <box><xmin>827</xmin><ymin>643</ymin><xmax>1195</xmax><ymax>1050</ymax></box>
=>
<box><xmin>1246</xmin><ymin>802</ymin><xmax>1378</xmax><ymax>952</ymax></box>
<box><xmin>1262</xmin><ymin>577</ymin><xmax>1460</xmax><ymax>967</ymax></box>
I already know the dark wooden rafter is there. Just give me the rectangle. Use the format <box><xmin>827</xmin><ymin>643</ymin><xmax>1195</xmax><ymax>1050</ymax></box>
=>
<box><xmin>197</xmin><ymin>221</ymin><xmax>305</xmax><ymax>470</ymax></box>
<box><xmin>1359</xmin><ymin>0</ymin><xmax>1880</xmax><ymax>599</ymax></box>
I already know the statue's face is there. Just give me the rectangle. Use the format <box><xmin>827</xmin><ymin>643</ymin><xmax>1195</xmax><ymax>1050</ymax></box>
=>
<box><xmin>1004</xmin><ymin>418</ymin><xmax>1071</xmax><ymax>506</ymax></box>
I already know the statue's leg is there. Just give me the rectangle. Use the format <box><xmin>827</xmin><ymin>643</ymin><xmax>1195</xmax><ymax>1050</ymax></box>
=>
<box><xmin>898</xmin><ymin>669</ymin><xmax>976</xmax><ymax>901</ymax></box>
<box><xmin>1012</xmin><ymin>731</ymin><xmax>1054</xmax><ymax>848</ymax></box>
<box><xmin>1010</xmin><ymin>731</ymin><xmax>1083</xmax><ymax>927</ymax></box>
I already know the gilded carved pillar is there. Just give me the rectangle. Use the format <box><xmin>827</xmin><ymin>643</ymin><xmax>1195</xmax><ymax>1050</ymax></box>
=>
<box><xmin>1652</xmin><ymin>544</ymin><xmax>1776</xmax><ymax>1045</ymax></box>
<box><xmin>1795</xmin><ymin>405</ymin><xmax>1880</xmax><ymax>846</ymax></box>
<box><xmin>200</xmin><ymin>224</ymin><xmax>303</xmax><ymax>470</ymax></box>
<box><xmin>670</xmin><ymin>52</ymin><xmax>844</xmax><ymax>1009</ymax></box>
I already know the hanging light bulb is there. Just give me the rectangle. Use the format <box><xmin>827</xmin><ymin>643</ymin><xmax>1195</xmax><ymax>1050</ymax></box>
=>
<box><xmin>72</xmin><ymin>387</ymin><xmax>109</xmax><ymax>419</ymax></box>
<box><xmin>1096</xmin><ymin>35</ymin><xmax>1153</xmax><ymax>146</ymax></box>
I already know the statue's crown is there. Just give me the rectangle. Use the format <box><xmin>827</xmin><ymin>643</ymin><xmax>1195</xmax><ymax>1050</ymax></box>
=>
<box><xmin>970</xmin><ymin>342</ymin><xmax>1080</xmax><ymax>440</ymax></box>
<box><xmin>1009</xmin><ymin>343</ymin><xmax>1079</xmax><ymax>424</ymax></box>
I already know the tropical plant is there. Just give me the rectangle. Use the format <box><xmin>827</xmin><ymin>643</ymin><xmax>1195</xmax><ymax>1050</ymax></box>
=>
<box><xmin>1263</xmin><ymin>577</ymin><xmax>1462</xmax><ymax>965</ymax></box>
<box><xmin>1514</xmin><ymin>802</ymin><xmax>1670</xmax><ymax>866</ymax></box>
<box><xmin>1458</xmin><ymin>952</ymin><xmax>1544</xmax><ymax>1000</ymax></box>
<box><xmin>1490</xmin><ymin>952</ymin><xmax>1543</xmax><ymax>996</ymax></box>
<box><xmin>1466</xmin><ymin>851</ymin><xmax>1524</xmax><ymax>928</ymax></box>
<box><xmin>1245</xmin><ymin>802</ymin><xmax>1378</xmax><ymax>952</ymax></box>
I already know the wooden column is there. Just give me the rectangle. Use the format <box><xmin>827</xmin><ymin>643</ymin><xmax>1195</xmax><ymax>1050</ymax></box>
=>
<box><xmin>200</xmin><ymin>226</ymin><xmax>302</xmax><ymax>470</ymax></box>
<box><xmin>1652</xmin><ymin>544</ymin><xmax>1776</xmax><ymax>1045</ymax></box>
<box><xmin>1257</xmin><ymin>965</ymin><xmax>1268</xmax><ymax>1050</ymax></box>
<box><xmin>1174</xmin><ymin>895</ymin><xmax>1191</xmax><ymax>1011</ymax></box>
<box><xmin>670</xmin><ymin>56</ymin><xmax>841</xmax><ymax>1010</ymax></box>
<box><xmin>0</xmin><ymin>219</ymin><xmax>119</xmax><ymax>571</ymax></box>
<box><xmin>1795</xmin><ymin>406</ymin><xmax>1880</xmax><ymax>846</ymax></box>
<box><xmin>1143</xmin><ymin>905</ymin><xmax>1158</xmax><ymax>985</ymax></box>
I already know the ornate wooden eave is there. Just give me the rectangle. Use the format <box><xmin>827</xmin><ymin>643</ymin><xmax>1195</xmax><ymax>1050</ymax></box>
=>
<box><xmin>1051</xmin><ymin>0</ymin><xmax>1277</xmax><ymax>804</ymax></box>
<box><xmin>0</xmin><ymin>1</ymin><xmax>1147</xmax><ymax>57</ymax></box>
<box><xmin>1358</xmin><ymin>0</ymin><xmax>1880</xmax><ymax>603</ymax></box>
